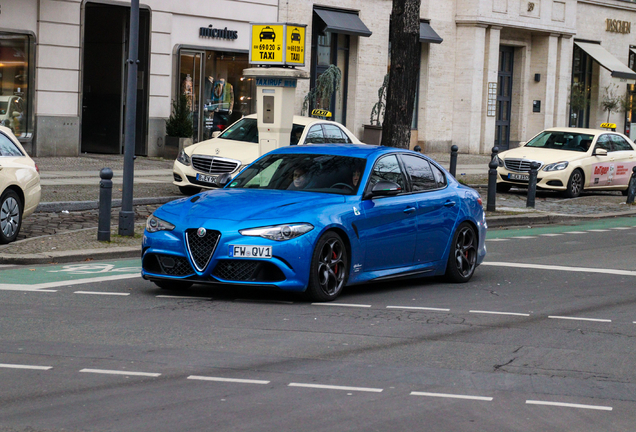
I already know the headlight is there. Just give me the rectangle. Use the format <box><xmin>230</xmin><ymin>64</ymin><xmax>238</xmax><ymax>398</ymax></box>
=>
<box><xmin>239</xmin><ymin>223</ymin><xmax>314</xmax><ymax>241</ymax></box>
<box><xmin>146</xmin><ymin>215</ymin><xmax>175</xmax><ymax>233</ymax></box>
<box><xmin>177</xmin><ymin>149</ymin><xmax>191</xmax><ymax>166</ymax></box>
<box><xmin>496</xmin><ymin>155</ymin><xmax>504</xmax><ymax>167</ymax></box>
<box><xmin>542</xmin><ymin>161</ymin><xmax>569</xmax><ymax>172</ymax></box>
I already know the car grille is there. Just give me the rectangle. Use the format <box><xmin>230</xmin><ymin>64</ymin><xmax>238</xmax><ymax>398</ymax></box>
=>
<box><xmin>504</xmin><ymin>158</ymin><xmax>543</xmax><ymax>172</ymax></box>
<box><xmin>185</xmin><ymin>228</ymin><xmax>221</xmax><ymax>271</ymax></box>
<box><xmin>213</xmin><ymin>260</ymin><xmax>285</xmax><ymax>282</ymax></box>
<box><xmin>143</xmin><ymin>254</ymin><xmax>194</xmax><ymax>277</ymax></box>
<box><xmin>191</xmin><ymin>155</ymin><xmax>240</xmax><ymax>174</ymax></box>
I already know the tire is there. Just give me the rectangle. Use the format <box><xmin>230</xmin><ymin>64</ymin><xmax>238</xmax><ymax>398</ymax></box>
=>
<box><xmin>564</xmin><ymin>169</ymin><xmax>584</xmax><ymax>198</ymax></box>
<box><xmin>153</xmin><ymin>280</ymin><xmax>193</xmax><ymax>290</ymax></box>
<box><xmin>496</xmin><ymin>183</ymin><xmax>511</xmax><ymax>193</ymax></box>
<box><xmin>179</xmin><ymin>186</ymin><xmax>202</xmax><ymax>196</ymax></box>
<box><xmin>0</xmin><ymin>189</ymin><xmax>23</xmax><ymax>244</ymax></box>
<box><xmin>305</xmin><ymin>231</ymin><xmax>348</xmax><ymax>302</ymax></box>
<box><xmin>445</xmin><ymin>222</ymin><xmax>478</xmax><ymax>283</ymax></box>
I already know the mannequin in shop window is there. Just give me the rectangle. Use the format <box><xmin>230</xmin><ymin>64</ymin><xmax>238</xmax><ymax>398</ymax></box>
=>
<box><xmin>181</xmin><ymin>74</ymin><xmax>194</xmax><ymax>110</ymax></box>
<box><xmin>211</xmin><ymin>77</ymin><xmax>234</xmax><ymax>114</ymax></box>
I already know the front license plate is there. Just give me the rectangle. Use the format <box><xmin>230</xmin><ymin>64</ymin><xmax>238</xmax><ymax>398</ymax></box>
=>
<box><xmin>508</xmin><ymin>173</ymin><xmax>529</xmax><ymax>181</ymax></box>
<box><xmin>196</xmin><ymin>173</ymin><xmax>217</xmax><ymax>184</ymax></box>
<box><xmin>229</xmin><ymin>245</ymin><xmax>272</xmax><ymax>258</ymax></box>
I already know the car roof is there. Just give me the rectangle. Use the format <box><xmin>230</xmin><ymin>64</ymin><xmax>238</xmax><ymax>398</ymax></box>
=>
<box><xmin>542</xmin><ymin>127</ymin><xmax>617</xmax><ymax>136</ymax></box>
<box><xmin>269</xmin><ymin>143</ymin><xmax>418</xmax><ymax>159</ymax></box>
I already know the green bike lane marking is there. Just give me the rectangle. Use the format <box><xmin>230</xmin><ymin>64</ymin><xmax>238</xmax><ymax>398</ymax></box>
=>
<box><xmin>487</xmin><ymin>215</ymin><xmax>636</xmax><ymax>239</ymax></box>
<box><xmin>0</xmin><ymin>259</ymin><xmax>141</xmax><ymax>291</ymax></box>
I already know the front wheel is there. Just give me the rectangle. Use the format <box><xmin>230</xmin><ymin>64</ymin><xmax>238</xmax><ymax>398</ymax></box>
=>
<box><xmin>445</xmin><ymin>222</ymin><xmax>478</xmax><ymax>283</ymax></box>
<box><xmin>0</xmin><ymin>189</ymin><xmax>23</xmax><ymax>244</ymax></box>
<box><xmin>305</xmin><ymin>232</ymin><xmax>348</xmax><ymax>302</ymax></box>
<box><xmin>564</xmin><ymin>169</ymin><xmax>584</xmax><ymax>198</ymax></box>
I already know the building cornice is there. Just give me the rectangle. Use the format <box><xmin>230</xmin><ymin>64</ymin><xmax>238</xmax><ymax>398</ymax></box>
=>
<box><xmin>455</xmin><ymin>17</ymin><xmax>576</xmax><ymax>36</ymax></box>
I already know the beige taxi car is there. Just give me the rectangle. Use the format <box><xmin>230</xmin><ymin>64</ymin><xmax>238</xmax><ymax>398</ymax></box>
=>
<box><xmin>0</xmin><ymin>125</ymin><xmax>40</xmax><ymax>243</ymax></box>
<box><xmin>172</xmin><ymin>113</ymin><xmax>361</xmax><ymax>195</ymax></box>
<box><xmin>496</xmin><ymin>125</ymin><xmax>636</xmax><ymax>198</ymax></box>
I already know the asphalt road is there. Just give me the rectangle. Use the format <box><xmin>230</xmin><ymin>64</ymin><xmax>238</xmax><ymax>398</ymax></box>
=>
<box><xmin>1</xmin><ymin>218</ymin><xmax>635</xmax><ymax>431</ymax></box>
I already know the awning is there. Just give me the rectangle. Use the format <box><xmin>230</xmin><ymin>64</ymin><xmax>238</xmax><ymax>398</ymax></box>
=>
<box><xmin>314</xmin><ymin>8</ymin><xmax>372</xmax><ymax>37</ymax></box>
<box><xmin>420</xmin><ymin>21</ymin><xmax>443</xmax><ymax>44</ymax></box>
<box><xmin>574</xmin><ymin>41</ymin><xmax>636</xmax><ymax>81</ymax></box>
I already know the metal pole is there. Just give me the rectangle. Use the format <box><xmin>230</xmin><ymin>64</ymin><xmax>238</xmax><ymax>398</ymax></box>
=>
<box><xmin>449</xmin><ymin>145</ymin><xmax>458</xmax><ymax>177</ymax></box>
<box><xmin>98</xmin><ymin>168</ymin><xmax>113</xmax><ymax>241</ymax></box>
<box><xmin>627</xmin><ymin>166</ymin><xmax>636</xmax><ymax>205</ymax></box>
<box><xmin>526</xmin><ymin>161</ymin><xmax>540</xmax><ymax>208</ymax></box>
<box><xmin>118</xmin><ymin>0</ymin><xmax>139</xmax><ymax>236</ymax></box>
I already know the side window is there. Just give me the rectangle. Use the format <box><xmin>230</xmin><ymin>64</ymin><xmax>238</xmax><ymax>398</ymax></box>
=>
<box><xmin>0</xmin><ymin>133</ymin><xmax>23</xmax><ymax>157</ymax></box>
<box><xmin>368</xmin><ymin>155</ymin><xmax>406</xmax><ymax>191</ymax></box>
<box><xmin>610</xmin><ymin>135</ymin><xmax>634</xmax><ymax>151</ymax></box>
<box><xmin>402</xmin><ymin>155</ymin><xmax>437</xmax><ymax>191</ymax></box>
<box><xmin>305</xmin><ymin>125</ymin><xmax>324</xmax><ymax>144</ymax></box>
<box><xmin>323</xmin><ymin>125</ymin><xmax>349</xmax><ymax>143</ymax></box>
<box><xmin>595</xmin><ymin>135</ymin><xmax>613</xmax><ymax>152</ymax></box>
<box><xmin>430</xmin><ymin>163</ymin><xmax>447</xmax><ymax>187</ymax></box>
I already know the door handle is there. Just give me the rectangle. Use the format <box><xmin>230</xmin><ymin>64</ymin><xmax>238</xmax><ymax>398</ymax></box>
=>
<box><xmin>444</xmin><ymin>200</ymin><xmax>456</xmax><ymax>207</ymax></box>
<box><xmin>403</xmin><ymin>206</ymin><xmax>416</xmax><ymax>214</ymax></box>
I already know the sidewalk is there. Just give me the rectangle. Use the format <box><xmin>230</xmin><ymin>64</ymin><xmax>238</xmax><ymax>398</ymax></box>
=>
<box><xmin>1</xmin><ymin>152</ymin><xmax>635</xmax><ymax>265</ymax></box>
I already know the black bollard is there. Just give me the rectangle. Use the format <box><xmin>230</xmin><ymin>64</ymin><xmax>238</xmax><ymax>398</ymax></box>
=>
<box><xmin>414</xmin><ymin>145</ymin><xmax>422</xmax><ymax>153</ymax></box>
<box><xmin>627</xmin><ymin>166</ymin><xmax>636</xmax><ymax>204</ymax></box>
<box><xmin>487</xmin><ymin>158</ymin><xmax>498</xmax><ymax>212</ymax></box>
<box><xmin>98</xmin><ymin>168</ymin><xmax>113</xmax><ymax>242</ymax></box>
<box><xmin>526</xmin><ymin>161</ymin><xmax>540</xmax><ymax>208</ymax></box>
<box><xmin>491</xmin><ymin>146</ymin><xmax>499</xmax><ymax>161</ymax></box>
<box><xmin>449</xmin><ymin>145</ymin><xmax>458</xmax><ymax>177</ymax></box>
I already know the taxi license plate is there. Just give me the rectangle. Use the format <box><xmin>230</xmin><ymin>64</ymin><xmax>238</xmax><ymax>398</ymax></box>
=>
<box><xmin>229</xmin><ymin>245</ymin><xmax>272</xmax><ymax>259</ymax></box>
<box><xmin>508</xmin><ymin>173</ymin><xmax>529</xmax><ymax>181</ymax></box>
<box><xmin>196</xmin><ymin>173</ymin><xmax>217</xmax><ymax>184</ymax></box>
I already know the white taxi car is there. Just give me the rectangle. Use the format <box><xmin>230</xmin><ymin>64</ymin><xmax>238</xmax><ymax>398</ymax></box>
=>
<box><xmin>172</xmin><ymin>114</ymin><xmax>361</xmax><ymax>195</ymax></box>
<box><xmin>496</xmin><ymin>125</ymin><xmax>636</xmax><ymax>198</ymax></box>
<box><xmin>0</xmin><ymin>126</ymin><xmax>40</xmax><ymax>243</ymax></box>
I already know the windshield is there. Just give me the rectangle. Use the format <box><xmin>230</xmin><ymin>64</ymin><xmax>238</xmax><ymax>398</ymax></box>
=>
<box><xmin>525</xmin><ymin>131</ymin><xmax>594</xmax><ymax>152</ymax></box>
<box><xmin>218</xmin><ymin>118</ymin><xmax>306</xmax><ymax>145</ymax></box>
<box><xmin>0</xmin><ymin>101</ymin><xmax>8</xmax><ymax>115</ymax></box>
<box><xmin>227</xmin><ymin>153</ymin><xmax>367</xmax><ymax>195</ymax></box>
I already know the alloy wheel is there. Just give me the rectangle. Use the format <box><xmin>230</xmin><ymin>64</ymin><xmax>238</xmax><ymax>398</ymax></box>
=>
<box><xmin>1</xmin><ymin>195</ymin><xmax>20</xmax><ymax>239</ymax></box>
<box><xmin>454</xmin><ymin>225</ymin><xmax>477</xmax><ymax>277</ymax></box>
<box><xmin>316</xmin><ymin>237</ymin><xmax>346</xmax><ymax>297</ymax></box>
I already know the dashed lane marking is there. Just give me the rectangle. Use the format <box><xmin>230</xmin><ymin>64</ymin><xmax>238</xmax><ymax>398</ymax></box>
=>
<box><xmin>587</xmin><ymin>229</ymin><xmax>611</xmax><ymax>232</ymax></box>
<box><xmin>511</xmin><ymin>236</ymin><xmax>537</xmax><ymax>239</ymax></box>
<box><xmin>485</xmin><ymin>238</ymin><xmax>510</xmax><ymax>242</ymax></box>
<box><xmin>187</xmin><ymin>376</ymin><xmax>270</xmax><ymax>385</ymax></box>
<box><xmin>563</xmin><ymin>231</ymin><xmax>588</xmax><ymax>234</ymax></box>
<box><xmin>0</xmin><ymin>363</ymin><xmax>52</xmax><ymax>371</ymax></box>
<box><xmin>526</xmin><ymin>400</ymin><xmax>612</xmax><ymax>411</ymax></box>
<box><xmin>482</xmin><ymin>262</ymin><xmax>636</xmax><ymax>277</ymax></box>
<box><xmin>470</xmin><ymin>310</ymin><xmax>530</xmax><ymax>317</ymax></box>
<box><xmin>540</xmin><ymin>233</ymin><xmax>563</xmax><ymax>237</ymax></box>
<box><xmin>288</xmin><ymin>383</ymin><xmax>383</xmax><ymax>393</ymax></box>
<box><xmin>386</xmin><ymin>306</ymin><xmax>450</xmax><ymax>312</ymax></box>
<box><xmin>79</xmin><ymin>368</ymin><xmax>160</xmax><ymax>377</ymax></box>
<box><xmin>74</xmin><ymin>291</ymin><xmax>130</xmax><ymax>296</ymax></box>
<box><xmin>410</xmin><ymin>391</ymin><xmax>493</xmax><ymax>401</ymax></box>
<box><xmin>311</xmin><ymin>303</ymin><xmax>372</xmax><ymax>308</ymax></box>
<box><xmin>549</xmin><ymin>316</ymin><xmax>612</xmax><ymax>323</ymax></box>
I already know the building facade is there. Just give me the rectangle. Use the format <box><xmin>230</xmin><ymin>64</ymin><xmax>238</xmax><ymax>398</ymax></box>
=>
<box><xmin>1</xmin><ymin>0</ymin><xmax>636</xmax><ymax>156</ymax></box>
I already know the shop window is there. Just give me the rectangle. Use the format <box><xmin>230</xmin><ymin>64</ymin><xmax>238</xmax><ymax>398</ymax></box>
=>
<box><xmin>0</xmin><ymin>33</ymin><xmax>33</xmax><ymax>141</ymax></box>
<box><xmin>570</xmin><ymin>44</ymin><xmax>592</xmax><ymax>128</ymax></box>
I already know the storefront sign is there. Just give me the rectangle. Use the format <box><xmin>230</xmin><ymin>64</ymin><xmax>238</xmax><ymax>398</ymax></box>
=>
<box><xmin>250</xmin><ymin>23</ymin><xmax>306</xmax><ymax>67</ymax></box>
<box><xmin>199</xmin><ymin>25</ymin><xmax>238</xmax><ymax>40</ymax></box>
<box><xmin>255</xmin><ymin>78</ymin><xmax>297</xmax><ymax>88</ymax></box>
<box><xmin>606</xmin><ymin>19</ymin><xmax>631</xmax><ymax>34</ymax></box>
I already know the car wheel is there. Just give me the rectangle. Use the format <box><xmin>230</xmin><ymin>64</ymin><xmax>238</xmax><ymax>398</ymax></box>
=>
<box><xmin>153</xmin><ymin>280</ymin><xmax>193</xmax><ymax>290</ymax></box>
<box><xmin>305</xmin><ymin>231</ymin><xmax>348</xmax><ymax>302</ymax></box>
<box><xmin>0</xmin><ymin>189</ymin><xmax>23</xmax><ymax>244</ymax></box>
<box><xmin>564</xmin><ymin>169</ymin><xmax>584</xmax><ymax>198</ymax></box>
<box><xmin>179</xmin><ymin>186</ymin><xmax>202</xmax><ymax>196</ymax></box>
<box><xmin>496</xmin><ymin>183</ymin><xmax>511</xmax><ymax>193</ymax></box>
<box><xmin>445</xmin><ymin>222</ymin><xmax>477</xmax><ymax>283</ymax></box>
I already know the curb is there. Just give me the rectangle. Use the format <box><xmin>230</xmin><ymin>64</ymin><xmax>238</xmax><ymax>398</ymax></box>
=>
<box><xmin>35</xmin><ymin>196</ymin><xmax>183</xmax><ymax>213</ymax></box>
<box><xmin>487</xmin><ymin>209</ymin><xmax>636</xmax><ymax>228</ymax></box>
<box><xmin>0</xmin><ymin>247</ymin><xmax>140</xmax><ymax>265</ymax></box>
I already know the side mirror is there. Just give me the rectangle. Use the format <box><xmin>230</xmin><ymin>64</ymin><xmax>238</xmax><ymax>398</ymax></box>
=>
<box><xmin>594</xmin><ymin>148</ymin><xmax>608</xmax><ymax>156</ymax></box>
<box><xmin>212</xmin><ymin>131</ymin><xmax>222</xmax><ymax>138</ymax></box>
<box><xmin>364</xmin><ymin>180</ymin><xmax>402</xmax><ymax>199</ymax></box>
<box><xmin>215</xmin><ymin>173</ymin><xmax>233</xmax><ymax>187</ymax></box>
<box><xmin>519</xmin><ymin>141</ymin><xmax>526</xmax><ymax>147</ymax></box>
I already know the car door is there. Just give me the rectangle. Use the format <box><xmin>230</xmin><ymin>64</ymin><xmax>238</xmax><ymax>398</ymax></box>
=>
<box><xmin>609</xmin><ymin>135</ymin><xmax>636</xmax><ymax>187</ymax></box>
<box><xmin>400</xmin><ymin>154</ymin><xmax>460</xmax><ymax>264</ymax></box>
<box><xmin>357</xmin><ymin>154</ymin><xmax>417</xmax><ymax>271</ymax></box>
<box><xmin>587</xmin><ymin>134</ymin><xmax>614</xmax><ymax>188</ymax></box>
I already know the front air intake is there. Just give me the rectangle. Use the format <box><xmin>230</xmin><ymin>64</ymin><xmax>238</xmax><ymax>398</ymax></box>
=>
<box><xmin>185</xmin><ymin>228</ymin><xmax>221</xmax><ymax>271</ymax></box>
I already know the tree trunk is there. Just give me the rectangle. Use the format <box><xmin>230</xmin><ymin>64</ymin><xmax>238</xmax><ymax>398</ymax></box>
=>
<box><xmin>381</xmin><ymin>0</ymin><xmax>421</xmax><ymax>149</ymax></box>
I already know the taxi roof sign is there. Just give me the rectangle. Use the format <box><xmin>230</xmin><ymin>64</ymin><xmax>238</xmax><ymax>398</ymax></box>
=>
<box><xmin>600</xmin><ymin>122</ymin><xmax>617</xmax><ymax>130</ymax></box>
<box><xmin>250</xmin><ymin>23</ymin><xmax>306</xmax><ymax>67</ymax></box>
<box><xmin>311</xmin><ymin>109</ymin><xmax>332</xmax><ymax>118</ymax></box>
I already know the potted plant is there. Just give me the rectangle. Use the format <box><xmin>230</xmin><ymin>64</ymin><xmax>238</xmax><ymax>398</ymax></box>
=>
<box><xmin>164</xmin><ymin>92</ymin><xmax>194</xmax><ymax>159</ymax></box>
<box><xmin>363</xmin><ymin>73</ymin><xmax>388</xmax><ymax>145</ymax></box>
<box><xmin>302</xmin><ymin>64</ymin><xmax>342</xmax><ymax>116</ymax></box>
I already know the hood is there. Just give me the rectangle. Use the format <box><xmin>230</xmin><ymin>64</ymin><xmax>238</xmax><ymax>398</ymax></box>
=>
<box><xmin>499</xmin><ymin>146</ymin><xmax>588</xmax><ymax>164</ymax></box>
<box><xmin>186</xmin><ymin>137</ymin><xmax>259</xmax><ymax>166</ymax></box>
<box><xmin>158</xmin><ymin>188</ymin><xmax>346</xmax><ymax>222</ymax></box>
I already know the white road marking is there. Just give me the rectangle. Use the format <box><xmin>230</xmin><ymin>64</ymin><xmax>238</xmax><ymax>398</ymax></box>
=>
<box><xmin>482</xmin><ymin>262</ymin><xmax>636</xmax><ymax>277</ymax></box>
<box><xmin>0</xmin><ymin>363</ymin><xmax>52</xmax><ymax>371</ymax></box>
<box><xmin>288</xmin><ymin>383</ymin><xmax>383</xmax><ymax>393</ymax></box>
<box><xmin>74</xmin><ymin>291</ymin><xmax>130</xmax><ymax>296</ymax></box>
<box><xmin>587</xmin><ymin>229</ymin><xmax>611</xmax><ymax>232</ymax></box>
<box><xmin>564</xmin><ymin>231</ymin><xmax>587</xmax><ymax>234</ymax></box>
<box><xmin>526</xmin><ymin>400</ymin><xmax>612</xmax><ymax>411</ymax></box>
<box><xmin>79</xmin><ymin>368</ymin><xmax>160</xmax><ymax>377</ymax></box>
<box><xmin>549</xmin><ymin>316</ymin><xmax>611</xmax><ymax>323</ymax></box>
<box><xmin>540</xmin><ymin>233</ymin><xmax>563</xmax><ymax>237</ymax></box>
<box><xmin>387</xmin><ymin>306</ymin><xmax>450</xmax><ymax>312</ymax></box>
<box><xmin>0</xmin><ymin>274</ymin><xmax>138</xmax><ymax>291</ymax></box>
<box><xmin>485</xmin><ymin>238</ymin><xmax>509</xmax><ymax>242</ymax></box>
<box><xmin>611</xmin><ymin>227</ymin><xmax>633</xmax><ymax>230</ymax></box>
<box><xmin>312</xmin><ymin>303</ymin><xmax>372</xmax><ymax>308</ymax></box>
<box><xmin>470</xmin><ymin>310</ymin><xmax>530</xmax><ymax>317</ymax></box>
<box><xmin>410</xmin><ymin>391</ymin><xmax>493</xmax><ymax>401</ymax></box>
<box><xmin>187</xmin><ymin>375</ymin><xmax>269</xmax><ymax>385</ymax></box>
<box><xmin>512</xmin><ymin>236</ymin><xmax>537</xmax><ymax>239</ymax></box>
<box><xmin>0</xmin><ymin>286</ymin><xmax>57</xmax><ymax>292</ymax></box>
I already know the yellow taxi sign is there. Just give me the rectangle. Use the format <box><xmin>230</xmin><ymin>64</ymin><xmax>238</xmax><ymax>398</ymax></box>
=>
<box><xmin>285</xmin><ymin>26</ymin><xmax>306</xmax><ymax>65</ymax></box>
<box><xmin>600</xmin><ymin>122</ymin><xmax>617</xmax><ymax>130</ymax></box>
<box><xmin>311</xmin><ymin>109</ymin><xmax>332</xmax><ymax>118</ymax></box>
<box><xmin>250</xmin><ymin>23</ymin><xmax>307</xmax><ymax>67</ymax></box>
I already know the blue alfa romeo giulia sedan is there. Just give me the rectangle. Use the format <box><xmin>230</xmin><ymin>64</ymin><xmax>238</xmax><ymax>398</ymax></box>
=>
<box><xmin>141</xmin><ymin>144</ymin><xmax>487</xmax><ymax>301</ymax></box>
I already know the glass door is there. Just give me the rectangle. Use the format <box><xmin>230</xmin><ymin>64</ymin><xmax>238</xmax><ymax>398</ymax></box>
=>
<box><xmin>179</xmin><ymin>51</ymin><xmax>203</xmax><ymax>142</ymax></box>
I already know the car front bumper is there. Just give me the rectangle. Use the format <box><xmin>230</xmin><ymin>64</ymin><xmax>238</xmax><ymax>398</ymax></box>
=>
<box><xmin>496</xmin><ymin>166</ymin><xmax>571</xmax><ymax>191</ymax></box>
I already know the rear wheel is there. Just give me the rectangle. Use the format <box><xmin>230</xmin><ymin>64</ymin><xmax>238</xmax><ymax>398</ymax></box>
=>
<box><xmin>0</xmin><ymin>189</ymin><xmax>22</xmax><ymax>244</ymax></box>
<box><xmin>153</xmin><ymin>280</ymin><xmax>193</xmax><ymax>290</ymax></box>
<box><xmin>179</xmin><ymin>186</ymin><xmax>202</xmax><ymax>196</ymax></box>
<box><xmin>305</xmin><ymin>232</ymin><xmax>348</xmax><ymax>302</ymax></box>
<box><xmin>445</xmin><ymin>222</ymin><xmax>477</xmax><ymax>283</ymax></box>
<box><xmin>564</xmin><ymin>169</ymin><xmax>584</xmax><ymax>198</ymax></box>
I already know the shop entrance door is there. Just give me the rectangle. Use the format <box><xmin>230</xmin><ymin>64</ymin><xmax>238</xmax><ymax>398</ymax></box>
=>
<box><xmin>179</xmin><ymin>51</ymin><xmax>203</xmax><ymax>143</ymax></box>
<box><xmin>495</xmin><ymin>46</ymin><xmax>514</xmax><ymax>151</ymax></box>
<box><xmin>81</xmin><ymin>2</ymin><xmax>150</xmax><ymax>155</ymax></box>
